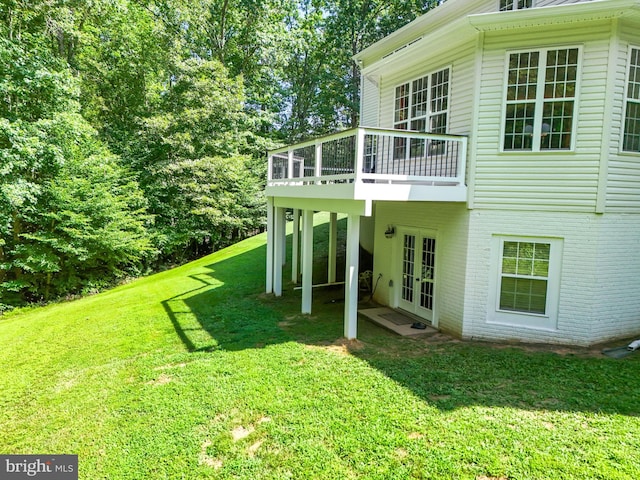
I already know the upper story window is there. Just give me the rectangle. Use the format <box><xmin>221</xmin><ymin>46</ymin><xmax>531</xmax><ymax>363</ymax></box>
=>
<box><xmin>502</xmin><ymin>47</ymin><xmax>580</xmax><ymax>151</ymax></box>
<box><xmin>393</xmin><ymin>68</ymin><xmax>450</xmax><ymax>159</ymax></box>
<box><xmin>394</xmin><ymin>67</ymin><xmax>450</xmax><ymax>134</ymax></box>
<box><xmin>623</xmin><ymin>47</ymin><xmax>640</xmax><ymax>153</ymax></box>
<box><xmin>500</xmin><ymin>0</ymin><xmax>533</xmax><ymax>11</ymax></box>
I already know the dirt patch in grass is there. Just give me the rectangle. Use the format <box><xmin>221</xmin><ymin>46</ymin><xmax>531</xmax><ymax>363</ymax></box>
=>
<box><xmin>199</xmin><ymin>440</ymin><xmax>223</xmax><ymax>469</ymax></box>
<box><xmin>309</xmin><ymin>338</ymin><xmax>366</xmax><ymax>356</ymax></box>
<box><xmin>146</xmin><ymin>373</ymin><xmax>172</xmax><ymax>386</ymax></box>
<box><xmin>247</xmin><ymin>440</ymin><xmax>263</xmax><ymax>457</ymax></box>
<box><xmin>483</xmin><ymin>338</ymin><xmax>639</xmax><ymax>359</ymax></box>
<box><xmin>231</xmin><ymin>425</ymin><xmax>254</xmax><ymax>441</ymax></box>
<box><xmin>367</xmin><ymin>323</ymin><xmax>639</xmax><ymax>359</ymax></box>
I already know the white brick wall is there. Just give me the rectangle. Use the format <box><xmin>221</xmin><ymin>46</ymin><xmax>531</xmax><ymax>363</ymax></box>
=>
<box><xmin>463</xmin><ymin>209</ymin><xmax>640</xmax><ymax>346</ymax></box>
<box><xmin>367</xmin><ymin>206</ymin><xmax>640</xmax><ymax>346</ymax></box>
<box><xmin>372</xmin><ymin>201</ymin><xmax>469</xmax><ymax>336</ymax></box>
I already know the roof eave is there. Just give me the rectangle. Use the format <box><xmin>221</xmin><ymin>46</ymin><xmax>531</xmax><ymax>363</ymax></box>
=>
<box><xmin>353</xmin><ymin>0</ymin><xmax>467</xmax><ymax>67</ymax></box>
<box><xmin>468</xmin><ymin>0</ymin><xmax>640</xmax><ymax>32</ymax></box>
<box><xmin>355</xmin><ymin>0</ymin><xmax>640</xmax><ymax>69</ymax></box>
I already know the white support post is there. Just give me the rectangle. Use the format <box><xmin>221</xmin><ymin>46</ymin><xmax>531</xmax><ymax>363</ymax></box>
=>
<box><xmin>354</xmin><ymin>127</ymin><xmax>365</xmax><ymax>183</ymax></box>
<box><xmin>328</xmin><ymin>212</ymin><xmax>338</xmax><ymax>284</ymax></box>
<box><xmin>292</xmin><ymin>209</ymin><xmax>300</xmax><ymax>283</ymax></box>
<box><xmin>457</xmin><ymin>136</ymin><xmax>468</xmax><ymax>187</ymax></box>
<box><xmin>273</xmin><ymin>207</ymin><xmax>285</xmax><ymax>297</ymax></box>
<box><xmin>265</xmin><ymin>197</ymin><xmax>274</xmax><ymax>294</ymax></box>
<box><xmin>267</xmin><ymin>154</ymin><xmax>273</xmax><ymax>183</ymax></box>
<box><xmin>344</xmin><ymin>214</ymin><xmax>360</xmax><ymax>340</ymax></box>
<box><xmin>280</xmin><ymin>208</ymin><xmax>287</xmax><ymax>266</ymax></box>
<box><xmin>287</xmin><ymin>150</ymin><xmax>294</xmax><ymax>180</ymax></box>
<box><xmin>315</xmin><ymin>141</ymin><xmax>322</xmax><ymax>184</ymax></box>
<box><xmin>301</xmin><ymin>210</ymin><xmax>314</xmax><ymax>314</ymax></box>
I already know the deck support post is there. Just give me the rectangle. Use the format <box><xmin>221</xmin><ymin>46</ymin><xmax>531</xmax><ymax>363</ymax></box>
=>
<box><xmin>266</xmin><ymin>197</ymin><xmax>274</xmax><ymax>294</ymax></box>
<box><xmin>273</xmin><ymin>207</ymin><xmax>285</xmax><ymax>296</ymax></box>
<box><xmin>292</xmin><ymin>209</ymin><xmax>300</xmax><ymax>283</ymax></box>
<box><xmin>301</xmin><ymin>210</ymin><xmax>314</xmax><ymax>314</ymax></box>
<box><xmin>279</xmin><ymin>208</ymin><xmax>287</xmax><ymax>266</ymax></box>
<box><xmin>344</xmin><ymin>214</ymin><xmax>360</xmax><ymax>339</ymax></box>
<box><xmin>328</xmin><ymin>212</ymin><xmax>338</xmax><ymax>284</ymax></box>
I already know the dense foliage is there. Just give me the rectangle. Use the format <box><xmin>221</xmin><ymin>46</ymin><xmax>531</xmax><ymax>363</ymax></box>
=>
<box><xmin>0</xmin><ymin>0</ymin><xmax>443</xmax><ymax>309</ymax></box>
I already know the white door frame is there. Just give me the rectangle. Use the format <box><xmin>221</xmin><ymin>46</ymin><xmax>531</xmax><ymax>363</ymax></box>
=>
<box><xmin>394</xmin><ymin>227</ymin><xmax>439</xmax><ymax>327</ymax></box>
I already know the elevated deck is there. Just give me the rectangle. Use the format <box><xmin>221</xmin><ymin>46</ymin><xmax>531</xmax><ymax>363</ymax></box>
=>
<box><xmin>267</xmin><ymin>127</ymin><xmax>468</xmax><ymax>205</ymax></box>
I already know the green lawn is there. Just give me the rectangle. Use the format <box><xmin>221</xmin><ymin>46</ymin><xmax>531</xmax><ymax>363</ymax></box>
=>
<box><xmin>1</xmin><ymin>215</ymin><xmax>639</xmax><ymax>479</ymax></box>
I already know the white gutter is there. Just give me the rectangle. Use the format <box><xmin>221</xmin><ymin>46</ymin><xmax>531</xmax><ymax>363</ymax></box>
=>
<box><xmin>468</xmin><ymin>0</ymin><xmax>640</xmax><ymax>32</ymax></box>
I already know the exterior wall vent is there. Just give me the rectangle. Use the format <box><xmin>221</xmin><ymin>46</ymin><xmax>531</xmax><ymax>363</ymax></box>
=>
<box><xmin>381</xmin><ymin>36</ymin><xmax>424</xmax><ymax>60</ymax></box>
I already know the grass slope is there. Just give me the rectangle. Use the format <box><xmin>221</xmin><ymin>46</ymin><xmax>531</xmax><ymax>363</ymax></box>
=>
<box><xmin>1</xmin><ymin>217</ymin><xmax>639</xmax><ymax>479</ymax></box>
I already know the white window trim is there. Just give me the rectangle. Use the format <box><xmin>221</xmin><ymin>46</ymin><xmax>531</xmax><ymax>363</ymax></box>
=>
<box><xmin>620</xmin><ymin>45</ymin><xmax>640</xmax><ymax>156</ymax></box>
<box><xmin>392</xmin><ymin>65</ymin><xmax>452</xmax><ymax>134</ymax></box>
<box><xmin>500</xmin><ymin>46</ymin><xmax>582</xmax><ymax>153</ymax></box>
<box><xmin>487</xmin><ymin>235</ymin><xmax>563</xmax><ymax>331</ymax></box>
<box><xmin>499</xmin><ymin>0</ymin><xmax>535</xmax><ymax>11</ymax></box>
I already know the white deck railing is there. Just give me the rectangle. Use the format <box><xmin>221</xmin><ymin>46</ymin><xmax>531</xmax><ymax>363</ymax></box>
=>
<box><xmin>268</xmin><ymin>127</ymin><xmax>467</xmax><ymax>187</ymax></box>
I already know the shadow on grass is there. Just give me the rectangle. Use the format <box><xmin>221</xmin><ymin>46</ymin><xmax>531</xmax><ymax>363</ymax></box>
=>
<box><xmin>351</xmin><ymin>336</ymin><xmax>640</xmax><ymax>416</ymax></box>
<box><xmin>161</xmin><ymin>218</ymin><xmax>640</xmax><ymax>417</ymax></box>
<box><xmin>161</xmin><ymin>242</ymin><xmax>293</xmax><ymax>352</ymax></box>
<box><xmin>161</xmin><ymin>219</ymin><xmax>347</xmax><ymax>353</ymax></box>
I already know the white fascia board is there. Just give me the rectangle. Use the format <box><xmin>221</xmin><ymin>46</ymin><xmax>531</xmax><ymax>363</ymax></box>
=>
<box><xmin>271</xmin><ymin>195</ymin><xmax>372</xmax><ymax>217</ymax></box>
<box><xmin>468</xmin><ymin>0</ymin><xmax>640</xmax><ymax>32</ymax></box>
<box><xmin>354</xmin><ymin>0</ymin><xmax>471</xmax><ymax>68</ymax></box>
<box><xmin>356</xmin><ymin>0</ymin><xmax>640</xmax><ymax>70</ymax></box>
<box><xmin>360</xmin><ymin>16</ymin><xmax>476</xmax><ymax>77</ymax></box>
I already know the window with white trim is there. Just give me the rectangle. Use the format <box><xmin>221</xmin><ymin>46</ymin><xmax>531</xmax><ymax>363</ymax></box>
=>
<box><xmin>393</xmin><ymin>67</ymin><xmax>449</xmax><ymax>159</ymax></box>
<box><xmin>623</xmin><ymin>47</ymin><xmax>640</xmax><ymax>153</ymax></box>
<box><xmin>500</xmin><ymin>0</ymin><xmax>533</xmax><ymax>11</ymax></box>
<box><xmin>488</xmin><ymin>236</ymin><xmax>563</xmax><ymax>330</ymax></box>
<box><xmin>499</xmin><ymin>241</ymin><xmax>549</xmax><ymax>314</ymax></box>
<box><xmin>503</xmin><ymin>47</ymin><xmax>579</xmax><ymax>151</ymax></box>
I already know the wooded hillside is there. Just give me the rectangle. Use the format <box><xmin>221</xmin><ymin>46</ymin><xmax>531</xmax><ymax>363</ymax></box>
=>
<box><xmin>0</xmin><ymin>0</ymin><xmax>443</xmax><ymax>309</ymax></box>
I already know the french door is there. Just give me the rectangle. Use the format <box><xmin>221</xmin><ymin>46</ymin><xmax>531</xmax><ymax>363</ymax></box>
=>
<box><xmin>398</xmin><ymin>230</ymin><xmax>437</xmax><ymax>323</ymax></box>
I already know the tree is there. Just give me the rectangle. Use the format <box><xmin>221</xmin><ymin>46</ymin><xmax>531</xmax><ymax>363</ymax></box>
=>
<box><xmin>282</xmin><ymin>0</ymin><xmax>444</xmax><ymax>140</ymax></box>
<box><xmin>0</xmin><ymin>21</ymin><xmax>152</xmax><ymax>309</ymax></box>
<box><xmin>133</xmin><ymin>57</ymin><xmax>265</xmax><ymax>261</ymax></box>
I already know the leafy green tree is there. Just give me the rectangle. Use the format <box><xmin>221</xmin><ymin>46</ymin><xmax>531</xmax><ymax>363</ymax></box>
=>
<box><xmin>0</xmin><ymin>25</ymin><xmax>152</xmax><ymax>308</ymax></box>
<box><xmin>282</xmin><ymin>0</ymin><xmax>444</xmax><ymax>139</ymax></box>
<box><xmin>133</xmin><ymin>57</ymin><xmax>265</xmax><ymax>261</ymax></box>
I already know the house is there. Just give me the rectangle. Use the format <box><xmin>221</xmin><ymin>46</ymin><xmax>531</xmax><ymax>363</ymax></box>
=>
<box><xmin>265</xmin><ymin>0</ymin><xmax>640</xmax><ymax>346</ymax></box>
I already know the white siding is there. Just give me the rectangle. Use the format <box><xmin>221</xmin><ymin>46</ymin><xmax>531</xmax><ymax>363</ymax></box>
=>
<box><xmin>463</xmin><ymin>209</ymin><xmax>640</xmax><ymax>346</ymax></box>
<box><xmin>372</xmin><ymin>202</ymin><xmax>469</xmax><ymax>336</ymax></box>
<box><xmin>606</xmin><ymin>19</ymin><xmax>640</xmax><ymax>212</ymax></box>
<box><xmin>473</xmin><ymin>20</ymin><xmax>613</xmax><ymax>212</ymax></box>
<box><xmin>360</xmin><ymin>74</ymin><xmax>380</xmax><ymax>127</ymax></box>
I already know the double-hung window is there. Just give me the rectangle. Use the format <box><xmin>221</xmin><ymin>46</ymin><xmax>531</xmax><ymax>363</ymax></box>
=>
<box><xmin>503</xmin><ymin>47</ymin><xmax>580</xmax><ymax>151</ymax></box>
<box><xmin>499</xmin><ymin>241</ymin><xmax>550</xmax><ymax>314</ymax></box>
<box><xmin>500</xmin><ymin>0</ymin><xmax>533</xmax><ymax>11</ymax></box>
<box><xmin>489</xmin><ymin>236</ymin><xmax>562</xmax><ymax>329</ymax></box>
<box><xmin>393</xmin><ymin>67</ymin><xmax>450</xmax><ymax>159</ymax></box>
<box><xmin>623</xmin><ymin>47</ymin><xmax>640</xmax><ymax>153</ymax></box>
